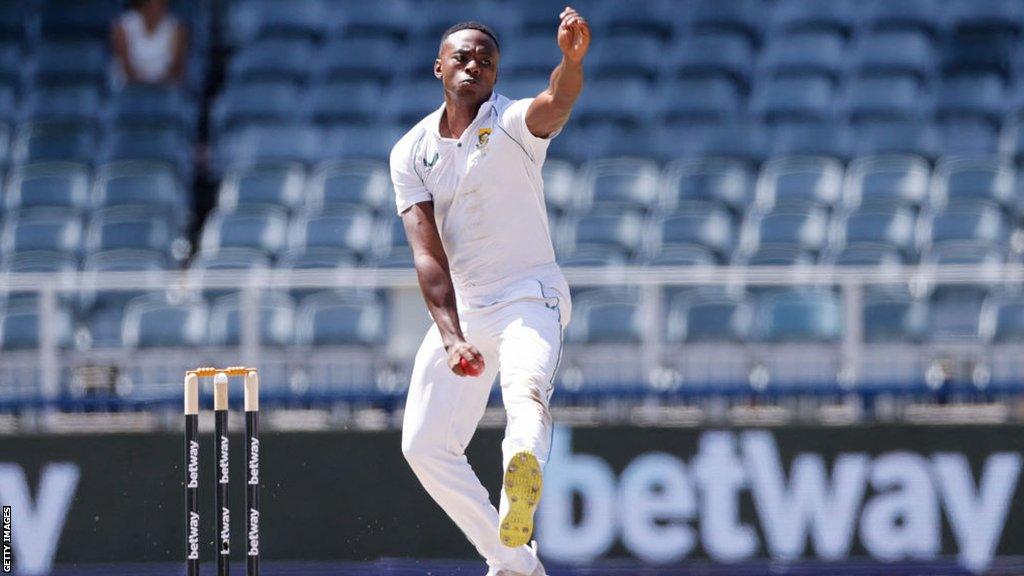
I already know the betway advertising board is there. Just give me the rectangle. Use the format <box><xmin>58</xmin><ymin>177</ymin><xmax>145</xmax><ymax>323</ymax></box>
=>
<box><xmin>0</xmin><ymin>425</ymin><xmax>1021</xmax><ymax>575</ymax></box>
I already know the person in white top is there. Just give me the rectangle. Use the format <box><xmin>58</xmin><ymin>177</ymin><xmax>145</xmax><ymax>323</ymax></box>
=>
<box><xmin>391</xmin><ymin>7</ymin><xmax>590</xmax><ymax>576</ymax></box>
<box><xmin>111</xmin><ymin>0</ymin><xmax>187</xmax><ymax>86</ymax></box>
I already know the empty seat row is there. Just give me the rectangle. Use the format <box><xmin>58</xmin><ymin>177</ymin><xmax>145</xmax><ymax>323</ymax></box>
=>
<box><xmin>566</xmin><ymin>288</ymin><xmax>1024</xmax><ymax>345</ymax></box>
<box><xmin>0</xmin><ymin>162</ymin><xmax>188</xmax><ymax>216</ymax></box>
<box><xmin>224</xmin><ymin>0</ymin><xmax>1024</xmax><ymax>46</ymax></box>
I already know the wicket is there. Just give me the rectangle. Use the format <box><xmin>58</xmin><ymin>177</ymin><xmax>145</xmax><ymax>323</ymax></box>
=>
<box><xmin>184</xmin><ymin>367</ymin><xmax>261</xmax><ymax>576</ymax></box>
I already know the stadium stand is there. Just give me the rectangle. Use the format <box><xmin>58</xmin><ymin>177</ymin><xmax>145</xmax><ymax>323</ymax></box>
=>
<box><xmin>0</xmin><ymin>0</ymin><xmax>1022</xmax><ymax>409</ymax></box>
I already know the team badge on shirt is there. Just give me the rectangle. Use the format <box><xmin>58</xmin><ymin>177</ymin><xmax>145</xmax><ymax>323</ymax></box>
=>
<box><xmin>476</xmin><ymin>128</ymin><xmax>492</xmax><ymax>150</ymax></box>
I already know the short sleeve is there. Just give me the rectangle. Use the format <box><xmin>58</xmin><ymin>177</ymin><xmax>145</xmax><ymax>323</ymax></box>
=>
<box><xmin>501</xmin><ymin>97</ymin><xmax>560</xmax><ymax>163</ymax></box>
<box><xmin>389</xmin><ymin>132</ymin><xmax>433</xmax><ymax>215</ymax></box>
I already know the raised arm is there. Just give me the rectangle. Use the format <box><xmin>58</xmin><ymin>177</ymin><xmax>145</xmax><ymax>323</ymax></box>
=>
<box><xmin>526</xmin><ymin>6</ymin><xmax>591</xmax><ymax>139</ymax></box>
<box><xmin>402</xmin><ymin>202</ymin><xmax>485</xmax><ymax>377</ymax></box>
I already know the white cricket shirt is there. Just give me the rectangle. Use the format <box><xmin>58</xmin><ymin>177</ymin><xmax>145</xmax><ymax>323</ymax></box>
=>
<box><xmin>390</xmin><ymin>92</ymin><xmax>569</xmax><ymax>314</ymax></box>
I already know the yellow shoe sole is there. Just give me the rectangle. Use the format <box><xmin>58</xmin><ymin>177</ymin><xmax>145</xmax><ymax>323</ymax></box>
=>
<box><xmin>499</xmin><ymin>451</ymin><xmax>542</xmax><ymax>548</ymax></box>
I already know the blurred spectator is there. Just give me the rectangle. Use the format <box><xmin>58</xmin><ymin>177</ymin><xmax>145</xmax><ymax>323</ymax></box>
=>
<box><xmin>111</xmin><ymin>0</ymin><xmax>187</xmax><ymax>87</ymax></box>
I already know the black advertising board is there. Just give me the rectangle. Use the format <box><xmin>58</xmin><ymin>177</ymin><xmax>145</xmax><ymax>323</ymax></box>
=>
<box><xmin>0</xmin><ymin>425</ymin><xmax>1021</xmax><ymax>574</ymax></box>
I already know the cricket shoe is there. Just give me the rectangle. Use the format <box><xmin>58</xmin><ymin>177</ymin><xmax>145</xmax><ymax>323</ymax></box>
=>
<box><xmin>499</xmin><ymin>450</ymin><xmax>542</xmax><ymax>548</ymax></box>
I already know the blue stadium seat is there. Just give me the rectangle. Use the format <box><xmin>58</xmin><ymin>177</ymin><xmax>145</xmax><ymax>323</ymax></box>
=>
<box><xmin>931</xmin><ymin>158</ymin><xmax>1014</xmax><ymax>210</ymax></box>
<box><xmin>0</xmin><ymin>43</ymin><xmax>21</xmax><ymax>89</ymax></box>
<box><xmin>577</xmin><ymin>158</ymin><xmax>660</xmax><ymax>213</ymax></box>
<box><xmin>199</xmin><ymin>206</ymin><xmax>289</xmax><ymax>258</ymax></box>
<box><xmin>844</xmin><ymin>156</ymin><xmax>931</xmax><ymax>210</ymax></box>
<box><xmin>770</xmin><ymin>0</ymin><xmax>856</xmax><ymax>37</ymax></box>
<box><xmin>862</xmin><ymin>0</ymin><xmax>942</xmax><ymax>36</ymax></box>
<box><xmin>1</xmin><ymin>249</ymin><xmax>78</xmax><ymax>307</ymax></box>
<box><xmin>681</xmin><ymin>122</ymin><xmax>769</xmax><ymax>164</ymax></box>
<box><xmin>227</xmin><ymin>39</ymin><xmax>314</xmax><ymax>85</ymax></box>
<box><xmin>108</xmin><ymin>85</ymin><xmax>193</xmax><ymax>133</ymax></box>
<box><xmin>833</xmin><ymin>206</ymin><xmax>917</xmax><ymax>259</ymax></box>
<box><xmin>941</xmin><ymin>33</ymin><xmax>1012</xmax><ymax>81</ymax></box>
<box><xmin>330</xmin><ymin>0</ymin><xmax>410</xmax><ymax>41</ymax></box>
<box><xmin>937</xmin><ymin>119</ymin><xmax>1001</xmax><ymax>157</ymax></box>
<box><xmin>1</xmin><ymin>209</ymin><xmax>81</xmax><ymax>256</ymax></box>
<box><xmin>103</xmin><ymin>127</ymin><xmax>191</xmax><ymax>175</ymax></box>
<box><xmin>851</xmin><ymin>31</ymin><xmax>934</xmax><ymax>83</ymax></box>
<box><xmin>122</xmin><ymin>295</ymin><xmax>208</xmax><ymax>349</ymax></box>
<box><xmin>669</xmin><ymin>34</ymin><xmax>753</xmax><ymax>91</ymax></box>
<box><xmin>929</xmin><ymin>289</ymin><xmax>987</xmax><ymax>343</ymax></box>
<box><xmin>935</xmin><ymin>74</ymin><xmax>1005</xmax><ymax>129</ymax></box>
<box><xmin>12</xmin><ymin>122</ymin><xmax>97</xmax><ymax>164</ymax></box>
<box><xmin>81</xmin><ymin>249</ymin><xmax>169</xmax><ymax>346</ymax></box>
<box><xmin>389</xmin><ymin>79</ymin><xmax>443</xmax><ymax>124</ymax></box>
<box><xmin>219</xmin><ymin>124</ymin><xmax>321</xmax><ymax>167</ymax></box>
<box><xmin>306</xmin><ymin>82</ymin><xmax>382</xmax><ymax>126</ymax></box>
<box><xmin>754</xmin><ymin>157</ymin><xmax>844</xmax><ymax>211</ymax></box>
<box><xmin>306</xmin><ymin>160</ymin><xmax>391</xmax><ymax>213</ymax></box>
<box><xmin>39</xmin><ymin>0</ymin><xmax>119</xmax><ymax>40</ymax></box>
<box><xmin>500</xmin><ymin>36</ymin><xmax>563</xmax><ymax>79</ymax></box>
<box><xmin>316</xmin><ymin>38</ymin><xmax>401</xmax><ymax>84</ymax></box>
<box><xmin>945</xmin><ymin>0</ymin><xmax>1023</xmax><ymax>37</ymax></box>
<box><xmin>649</xmin><ymin>202</ymin><xmax>735</xmax><ymax>259</ymax></box>
<box><xmin>0</xmin><ymin>303</ymin><xmax>73</xmax><ymax>350</ymax></box>
<box><xmin>370</xmin><ymin>244</ymin><xmax>414</xmax><ymax>268</ymax></box>
<box><xmin>281</xmin><ymin>247</ymin><xmax>360</xmax><ymax>271</ymax></box>
<box><xmin>563</xmin><ymin>211</ymin><xmax>644</xmax><ymax>256</ymax></box>
<box><xmin>413</xmin><ymin>1</ymin><xmax>511</xmax><ymax>40</ymax></box>
<box><xmin>209</xmin><ymin>291</ymin><xmax>296</xmax><ymax>348</ymax></box>
<box><xmin>566</xmin><ymin>290</ymin><xmax>644</xmax><ymax>345</ymax></box>
<box><xmin>594</xmin><ymin>0</ymin><xmax>675</xmax><ymax>40</ymax></box>
<box><xmin>769</xmin><ymin>122</ymin><xmax>853</xmax><ymax>160</ymax></box>
<box><xmin>740</xmin><ymin>206</ymin><xmax>829</xmax><ymax>256</ymax></box>
<box><xmin>844</xmin><ymin>77</ymin><xmax>926</xmax><ymax>124</ymax></box>
<box><xmin>825</xmin><ymin>244</ymin><xmax>908</xmax><ymax>268</ymax></box>
<box><xmin>572</xmin><ymin>78</ymin><xmax>650</xmax><ymax>127</ymax></box>
<box><xmin>757</xmin><ymin>289</ymin><xmax>843</xmax><ymax>343</ymax></box>
<box><xmin>33</xmin><ymin>40</ymin><xmax>107</xmax><ymax>87</ymax></box>
<box><xmin>249</xmin><ymin>0</ymin><xmax>327</xmax><ymax>41</ymax></box>
<box><xmin>688</xmin><ymin>0</ymin><xmax>763</xmax><ymax>45</ymax></box>
<box><xmin>189</xmin><ymin>247</ymin><xmax>273</xmax><ymax>301</ymax></box>
<box><xmin>658</xmin><ymin>77</ymin><xmax>740</xmax><ymax>126</ymax></box>
<box><xmin>288</xmin><ymin>209</ymin><xmax>376</xmax><ymax>258</ymax></box>
<box><xmin>4</xmin><ymin>162</ymin><xmax>89</xmax><ymax>213</ymax></box>
<box><xmin>541</xmin><ymin>159</ymin><xmax>577</xmax><ymax>216</ymax></box>
<box><xmin>924</xmin><ymin>203</ymin><xmax>1008</xmax><ymax>247</ymax></box>
<box><xmin>2</xmin><ymin>250</ymin><xmax>78</xmax><ymax>274</ymax></box>
<box><xmin>295</xmin><ymin>291</ymin><xmax>384</xmax><ymax>346</ymax></box>
<box><xmin>92</xmin><ymin>162</ymin><xmax>186</xmax><ymax>215</ymax></box>
<box><xmin>85</xmin><ymin>208</ymin><xmax>180</xmax><ymax>255</ymax></box>
<box><xmin>853</xmin><ymin>120</ymin><xmax>941</xmax><ymax>161</ymax></box>
<box><xmin>752</xmin><ymin>77</ymin><xmax>834</xmax><ymax>124</ymax></box>
<box><xmin>981</xmin><ymin>296</ymin><xmax>1024</xmax><ymax>343</ymax></box>
<box><xmin>191</xmin><ymin>247</ymin><xmax>272</xmax><ymax>272</ymax></box>
<box><xmin>556</xmin><ymin>244</ymin><xmax>630</xmax><ymax>268</ymax></box>
<box><xmin>666</xmin><ymin>292</ymin><xmax>752</xmax><ymax>343</ymax></box>
<box><xmin>321</xmin><ymin>124</ymin><xmax>404</xmax><ymax>162</ymax></box>
<box><xmin>863</xmin><ymin>295</ymin><xmax>928</xmax><ymax>343</ymax></box>
<box><xmin>23</xmin><ymin>86</ymin><xmax>101</xmax><ymax>125</ymax></box>
<box><xmin>0</xmin><ymin>4</ymin><xmax>27</xmax><ymax>43</ymax></box>
<box><xmin>217</xmin><ymin>164</ymin><xmax>306</xmax><ymax>213</ymax></box>
<box><xmin>661</xmin><ymin>159</ymin><xmax>752</xmax><ymax>213</ymax></box>
<box><xmin>589</xmin><ymin>35</ymin><xmax>663</xmax><ymax>81</ymax></box>
<box><xmin>212</xmin><ymin>82</ymin><xmax>300</xmax><ymax>135</ymax></box>
<box><xmin>759</xmin><ymin>32</ymin><xmax>846</xmax><ymax>82</ymax></box>
<box><xmin>642</xmin><ymin>245</ymin><xmax>719</xmax><ymax>267</ymax></box>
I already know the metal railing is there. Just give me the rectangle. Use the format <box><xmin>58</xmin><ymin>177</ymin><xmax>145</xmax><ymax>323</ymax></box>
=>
<box><xmin>2</xmin><ymin>263</ymin><xmax>1023</xmax><ymax>408</ymax></box>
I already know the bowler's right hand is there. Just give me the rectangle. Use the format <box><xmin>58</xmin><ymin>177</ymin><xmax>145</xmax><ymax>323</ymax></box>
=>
<box><xmin>447</xmin><ymin>340</ymin><xmax>486</xmax><ymax>377</ymax></box>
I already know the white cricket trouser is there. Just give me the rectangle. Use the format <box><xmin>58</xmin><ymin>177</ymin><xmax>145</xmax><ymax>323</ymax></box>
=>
<box><xmin>401</xmin><ymin>277</ymin><xmax>569</xmax><ymax>575</ymax></box>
